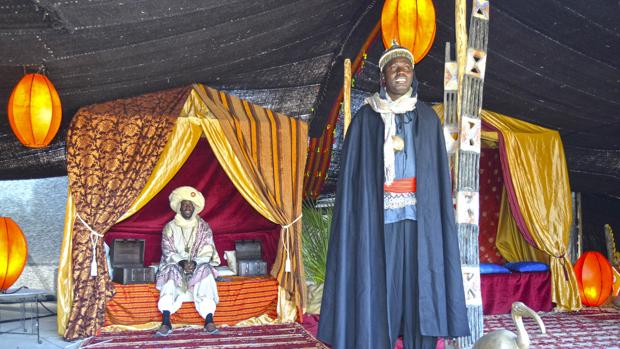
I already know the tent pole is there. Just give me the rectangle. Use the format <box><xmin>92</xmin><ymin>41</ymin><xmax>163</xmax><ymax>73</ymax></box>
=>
<box><xmin>446</xmin><ymin>1</ymin><xmax>490</xmax><ymax>348</ymax></box>
<box><xmin>343</xmin><ymin>58</ymin><xmax>352</xmax><ymax>136</ymax></box>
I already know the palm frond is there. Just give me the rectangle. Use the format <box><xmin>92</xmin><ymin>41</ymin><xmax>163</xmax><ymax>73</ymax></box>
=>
<box><xmin>301</xmin><ymin>201</ymin><xmax>332</xmax><ymax>285</ymax></box>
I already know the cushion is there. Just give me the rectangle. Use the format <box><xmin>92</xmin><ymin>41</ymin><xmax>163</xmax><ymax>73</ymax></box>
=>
<box><xmin>224</xmin><ymin>250</ymin><xmax>237</xmax><ymax>275</ymax></box>
<box><xmin>215</xmin><ymin>266</ymin><xmax>236</xmax><ymax>276</ymax></box>
<box><xmin>479</xmin><ymin>263</ymin><xmax>511</xmax><ymax>274</ymax></box>
<box><xmin>504</xmin><ymin>261</ymin><xmax>549</xmax><ymax>272</ymax></box>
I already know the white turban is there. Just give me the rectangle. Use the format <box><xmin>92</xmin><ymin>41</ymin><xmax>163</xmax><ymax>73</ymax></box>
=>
<box><xmin>169</xmin><ymin>186</ymin><xmax>205</xmax><ymax>215</ymax></box>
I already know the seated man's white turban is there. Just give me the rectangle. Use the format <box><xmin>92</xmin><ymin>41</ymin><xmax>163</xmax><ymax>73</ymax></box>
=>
<box><xmin>169</xmin><ymin>186</ymin><xmax>205</xmax><ymax>215</ymax></box>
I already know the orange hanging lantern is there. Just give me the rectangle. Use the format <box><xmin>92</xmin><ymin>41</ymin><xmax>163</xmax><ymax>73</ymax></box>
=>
<box><xmin>7</xmin><ymin>73</ymin><xmax>62</xmax><ymax>148</ymax></box>
<box><xmin>381</xmin><ymin>0</ymin><xmax>436</xmax><ymax>63</ymax></box>
<box><xmin>574</xmin><ymin>251</ymin><xmax>613</xmax><ymax>306</ymax></box>
<box><xmin>0</xmin><ymin>217</ymin><xmax>28</xmax><ymax>291</ymax></box>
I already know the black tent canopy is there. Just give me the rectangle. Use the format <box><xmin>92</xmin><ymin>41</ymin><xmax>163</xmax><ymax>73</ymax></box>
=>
<box><xmin>0</xmin><ymin>0</ymin><xmax>618</xmax><ymax>199</ymax></box>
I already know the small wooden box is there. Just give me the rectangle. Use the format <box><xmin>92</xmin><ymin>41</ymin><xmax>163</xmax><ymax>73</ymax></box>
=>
<box><xmin>237</xmin><ymin>259</ymin><xmax>267</xmax><ymax>276</ymax></box>
<box><xmin>113</xmin><ymin>267</ymin><xmax>155</xmax><ymax>284</ymax></box>
<box><xmin>235</xmin><ymin>239</ymin><xmax>262</xmax><ymax>260</ymax></box>
<box><xmin>110</xmin><ymin>239</ymin><xmax>145</xmax><ymax>267</ymax></box>
<box><xmin>110</xmin><ymin>239</ymin><xmax>155</xmax><ymax>284</ymax></box>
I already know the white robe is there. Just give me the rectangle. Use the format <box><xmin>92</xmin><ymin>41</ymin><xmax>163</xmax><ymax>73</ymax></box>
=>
<box><xmin>156</xmin><ymin>218</ymin><xmax>220</xmax><ymax>318</ymax></box>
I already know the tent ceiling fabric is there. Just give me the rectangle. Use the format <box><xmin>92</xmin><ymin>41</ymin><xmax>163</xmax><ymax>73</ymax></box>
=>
<box><xmin>0</xmin><ymin>0</ymin><xmax>619</xmax><ymax>197</ymax></box>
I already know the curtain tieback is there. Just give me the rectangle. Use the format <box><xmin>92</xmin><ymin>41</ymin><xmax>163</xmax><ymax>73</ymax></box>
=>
<box><xmin>76</xmin><ymin>212</ymin><xmax>104</xmax><ymax>277</ymax></box>
<box><xmin>554</xmin><ymin>253</ymin><xmax>569</xmax><ymax>281</ymax></box>
<box><xmin>281</xmin><ymin>214</ymin><xmax>303</xmax><ymax>273</ymax></box>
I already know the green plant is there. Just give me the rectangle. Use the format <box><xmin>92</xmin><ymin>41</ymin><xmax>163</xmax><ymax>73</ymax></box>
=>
<box><xmin>301</xmin><ymin>201</ymin><xmax>332</xmax><ymax>285</ymax></box>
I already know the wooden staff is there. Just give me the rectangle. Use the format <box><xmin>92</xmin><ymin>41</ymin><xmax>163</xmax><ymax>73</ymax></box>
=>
<box><xmin>343</xmin><ymin>58</ymin><xmax>352</xmax><ymax>136</ymax></box>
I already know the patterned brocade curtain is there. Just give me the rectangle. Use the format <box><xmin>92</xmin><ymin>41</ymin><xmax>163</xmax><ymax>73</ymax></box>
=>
<box><xmin>192</xmin><ymin>84</ymin><xmax>308</xmax><ymax>320</ymax></box>
<box><xmin>63</xmin><ymin>87</ymin><xmax>190</xmax><ymax>339</ymax></box>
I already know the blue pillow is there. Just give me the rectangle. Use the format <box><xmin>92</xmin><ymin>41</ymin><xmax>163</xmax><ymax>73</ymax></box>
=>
<box><xmin>504</xmin><ymin>261</ymin><xmax>549</xmax><ymax>272</ymax></box>
<box><xmin>479</xmin><ymin>263</ymin><xmax>511</xmax><ymax>274</ymax></box>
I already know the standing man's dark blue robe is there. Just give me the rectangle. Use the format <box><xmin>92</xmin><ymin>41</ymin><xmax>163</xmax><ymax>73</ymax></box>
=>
<box><xmin>317</xmin><ymin>101</ymin><xmax>470</xmax><ymax>349</ymax></box>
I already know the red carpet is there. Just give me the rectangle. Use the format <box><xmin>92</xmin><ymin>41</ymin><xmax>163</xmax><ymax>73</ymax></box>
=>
<box><xmin>484</xmin><ymin>306</ymin><xmax>620</xmax><ymax>349</ymax></box>
<box><xmin>82</xmin><ymin>323</ymin><xmax>328</xmax><ymax>349</ymax></box>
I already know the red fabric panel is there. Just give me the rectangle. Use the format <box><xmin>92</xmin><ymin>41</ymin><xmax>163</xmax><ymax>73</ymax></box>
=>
<box><xmin>480</xmin><ymin>271</ymin><xmax>553</xmax><ymax>315</ymax></box>
<box><xmin>478</xmin><ymin>147</ymin><xmax>505</xmax><ymax>264</ymax></box>
<box><xmin>105</xmin><ymin>138</ymin><xmax>280</xmax><ymax>268</ymax></box>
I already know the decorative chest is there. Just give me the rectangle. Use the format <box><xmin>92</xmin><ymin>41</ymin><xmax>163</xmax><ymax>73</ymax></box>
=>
<box><xmin>110</xmin><ymin>239</ymin><xmax>155</xmax><ymax>284</ymax></box>
<box><xmin>235</xmin><ymin>239</ymin><xmax>267</xmax><ymax>276</ymax></box>
<box><xmin>237</xmin><ymin>259</ymin><xmax>268</xmax><ymax>276</ymax></box>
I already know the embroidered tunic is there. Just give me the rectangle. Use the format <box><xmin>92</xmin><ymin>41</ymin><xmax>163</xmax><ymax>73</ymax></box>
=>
<box><xmin>156</xmin><ymin>217</ymin><xmax>221</xmax><ymax>291</ymax></box>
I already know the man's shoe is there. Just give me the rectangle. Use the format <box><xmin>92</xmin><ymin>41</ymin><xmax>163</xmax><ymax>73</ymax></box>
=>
<box><xmin>156</xmin><ymin>324</ymin><xmax>172</xmax><ymax>337</ymax></box>
<box><xmin>204</xmin><ymin>322</ymin><xmax>218</xmax><ymax>334</ymax></box>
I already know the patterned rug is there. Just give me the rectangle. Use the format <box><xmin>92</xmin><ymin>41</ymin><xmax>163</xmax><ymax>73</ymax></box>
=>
<box><xmin>484</xmin><ymin>306</ymin><xmax>620</xmax><ymax>349</ymax></box>
<box><xmin>81</xmin><ymin>323</ymin><xmax>328</xmax><ymax>349</ymax></box>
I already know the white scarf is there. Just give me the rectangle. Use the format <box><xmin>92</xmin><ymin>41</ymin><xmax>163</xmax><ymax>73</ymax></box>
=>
<box><xmin>365</xmin><ymin>88</ymin><xmax>417</xmax><ymax>185</ymax></box>
<box><xmin>173</xmin><ymin>213</ymin><xmax>199</xmax><ymax>229</ymax></box>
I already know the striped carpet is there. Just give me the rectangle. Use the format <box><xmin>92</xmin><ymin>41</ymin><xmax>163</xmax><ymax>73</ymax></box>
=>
<box><xmin>483</xmin><ymin>306</ymin><xmax>620</xmax><ymax>349</ymax></box>
<box><xmin>82</xmin><ymin>323</ymin><xmax>328</xmax><ymax>348</ymax></box>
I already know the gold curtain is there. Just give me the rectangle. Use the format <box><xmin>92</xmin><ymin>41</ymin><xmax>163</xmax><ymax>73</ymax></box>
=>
<box><xmin>56</xmin><ymin>193</ymin><xmax>75</xmax><ymax>335</ymax></box>
<box><xmin>59</xmin><ymin>84</ymin><xmax>308</xmax><ymax>335</ymax></box>
<box><xmin>496</xmin><ymin>188</ymin><xmax>549</xmax><ymax>263</ymax></box>
<box><xmin>192</xmin><ymin>84</ymin><xmax>308</xmax><ymax>321</ymax></box>
<box><xmin>483</xmin><ymin>110</ymin><xmax>581</xmax><ymax>311</ymax></box>
<box><xmin>57</xmin><ymin>101</ymin><xmax>202</xmax><ymax>336</ymax></box>
<box><xmin>62</xmin><ymin>87</ymin><xmax>190</xmax><ymax>339</ymax></box>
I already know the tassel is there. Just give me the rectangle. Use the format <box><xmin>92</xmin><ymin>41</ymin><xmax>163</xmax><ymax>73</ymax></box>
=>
<box><xmin>285</xmin><ymin>258</ymin><xmax>291</xmax><ymax>273</ymax></box>
<box><xmin>90</xmin><ymin>242</ymin><xmax>98</xmax><ymax>277</ymax></box>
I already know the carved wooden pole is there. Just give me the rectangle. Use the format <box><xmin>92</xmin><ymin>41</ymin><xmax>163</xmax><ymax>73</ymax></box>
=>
<box><xmin>446</xmin><ymin>1</ymin><xmax>490</xmax><ymax>348</ymax></box>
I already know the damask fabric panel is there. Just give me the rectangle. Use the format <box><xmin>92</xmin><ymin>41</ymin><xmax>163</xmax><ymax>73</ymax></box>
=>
<box><xmin>478</xmin><ymin>148</ymin><xmax>504</xmax><ymax>264</ymax></box>
<box><xmin>63</xmin><ymin>86</ymin><xmax>190</xmax><ymax>340</ymax></box>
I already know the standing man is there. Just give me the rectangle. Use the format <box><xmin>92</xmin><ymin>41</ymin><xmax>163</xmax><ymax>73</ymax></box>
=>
<box><xmin>317</xmin><ymin>43</ymin><xmax>470</xmax><ymax>349</ymax></box>
<box><xmin>156</xmin><ymin>186</ymin><xmax>221</xmax><ymax>336</ymax></box>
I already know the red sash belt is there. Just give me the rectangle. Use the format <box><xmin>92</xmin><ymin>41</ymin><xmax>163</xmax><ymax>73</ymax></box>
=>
<box><xmin>384</xmin><ymin>177</ymin><xmax>417</xmax><ymax>193</ymax></box>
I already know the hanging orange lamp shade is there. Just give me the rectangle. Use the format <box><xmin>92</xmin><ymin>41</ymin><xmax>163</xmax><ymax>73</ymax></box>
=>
<box><xmin>0</xmin><ymin>217</ymin><xmax>28</xmax><ymax>291</ymax></box>
<box><xmin>7</xmin><ymin>73</ymin><xmax>62</xmax><ymax>148</ymax></box>
<box><xmin>574</xmin><ymin>251</ymin><xmax>613</xmax><ymax>307</ymax></box>
<box><xmin>381</xmin><ymin>0</ymin><xmax>436</xmax><ymax>63</ymax></box>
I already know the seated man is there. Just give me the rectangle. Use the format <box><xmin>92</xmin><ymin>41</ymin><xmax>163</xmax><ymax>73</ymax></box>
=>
<box><xmin>155</xmin><ymin>186</ymin><xmax>221</xmax><ymax>336</ymax></box>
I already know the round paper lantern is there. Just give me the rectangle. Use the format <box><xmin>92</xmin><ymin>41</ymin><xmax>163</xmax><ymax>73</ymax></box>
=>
<box><xmin>7</xmin><ymin>73</ymin><xmax>62</xmax><ymax>148</ymax></box>
<box><xmin>381</xmin><ymin>0</ymin><xmax>436</xmax><ymax>63</ymax></box>
<box><xmin>574</xmin><ymin>251</ymin><xmax>613</xmax><ymax>306</ymax></box>
<box><xmin>0</xmin><ymin>217</ymin><xmax>28</xmax><ymax>291</ymax></box>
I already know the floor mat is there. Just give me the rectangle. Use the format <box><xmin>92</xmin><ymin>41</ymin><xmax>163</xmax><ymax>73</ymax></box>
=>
<box><xmin>82</xmin><ymin>323</ymin><xmax>329</xmax><ymax>349</ymax></box>
<box><xmin>483</xmin><ymin>306</ymin><xmax>620</xmax><ymax>349</ymax></box>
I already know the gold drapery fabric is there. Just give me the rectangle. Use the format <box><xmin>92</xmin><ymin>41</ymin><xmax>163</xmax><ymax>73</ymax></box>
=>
<box><xmin>62</xmin><ymin>87</ymin><xmax>190</xmax><ymax>339</ymax></box>
<box><xmin>483</xmin><ymin>110</ymin><xmax>581</xmax><ymax>311</ymax></box>
<box><xmin>192</xmin><ymin>84</ymin><xmax>308</xmax><ymax>320</ymax></box>
<box><xmin>57</xmin><ymin>193</ymin><xmax>76</xmax><ymax>335</ymax></box>
<box><xmin>57</xmin><ymin>116</ymin><xmax>202</xmax><ymax>335</ymax></box>
<box><xmin>496</xmin><ymin>188</ymin><xmax>549</xmax><ymax>263</ymax></box>
<box><xmin>59</xmin><ymin>84</ymin><xmax>308</xmax><ymax>335</ymax></box>
<box><xmin>117</xmin><ymin>117</ymin><xmax>203</xmax><ymax>222</ymax></box>
<box><xmin>433</xmin><ymin>104</ymin><xmax>580</xmax><ymax>311</ymax></box>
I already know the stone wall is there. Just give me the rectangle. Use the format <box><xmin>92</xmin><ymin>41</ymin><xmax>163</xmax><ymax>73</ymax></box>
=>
<box><xmin>0</xmin><ymin>176</ymin><xmax>68</xmax><ymax>295</ymax></box>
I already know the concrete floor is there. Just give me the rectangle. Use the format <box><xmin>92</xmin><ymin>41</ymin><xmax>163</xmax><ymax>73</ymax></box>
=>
<box><xmin>0</xmin><ymin>300</ymin><xmax>84</xmax><ymax>349</ymax></box>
